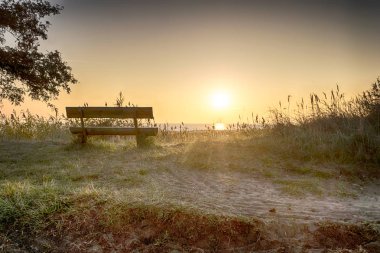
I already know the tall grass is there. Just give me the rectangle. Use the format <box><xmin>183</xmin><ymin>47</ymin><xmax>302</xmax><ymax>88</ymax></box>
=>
<box><xmin>264</xmin><ymin>79</ymin><xmax>380</xmax><ymax>163</ymax></box>
<box><xmin>0</xmin><ymin>109</ymin><xmax>69</xmax><ymax>140</ymax></box>
<box><xmin>1</xmin><ymin>79</ymin><xmax>379</xmax><ymax>163</ymax></box>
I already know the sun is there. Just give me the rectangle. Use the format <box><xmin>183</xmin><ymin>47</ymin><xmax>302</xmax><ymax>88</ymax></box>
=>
<box><xmin>212</xmin><ymin>91</ymin><xmax>230</xmax><ymax>109</ymax></box>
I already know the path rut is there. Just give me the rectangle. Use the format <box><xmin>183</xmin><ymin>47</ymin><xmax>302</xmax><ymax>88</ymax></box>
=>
<box><xmin>148</xmin><ymin>168</ymin><xmax>380</xmax><ymax>222</ymax></box>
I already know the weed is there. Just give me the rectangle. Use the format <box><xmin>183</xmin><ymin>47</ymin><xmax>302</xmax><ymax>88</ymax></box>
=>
<box><xmin>274</xmin><ymin>179</ymin><xmax>323</xmax><ymax>196</ymax></box>
<box><xmin>286</xmin><ymin>166</ymin><xmax>312</xmax><ymax>175</ymax></box>
<box><xmin>138</xmin><ymin>169</ymin><xmax>148</xmax><ymax>176</ymax></box>
<box><xmin>261</xmin><ymin>169</ymin><xmax>275</xmax><ymax>178</ymax></box>
<box><xmin>122</xmin><ymin>174</ymin><xmax>144</xmax><ymax>186</ymax></box>
<box><xmin>0</xmin><ymin>180</ymin><xmax>68</xmax><ymax>230</ymax></box>
<box><xmin>336</xmin><ymin>182</ymin><xmax>357</xmax><ymax>198</ymax></box>
<box><xmin>313</xmin><ymin>170</ymin><xmax>334</xmax><ymax>179</ymax></box>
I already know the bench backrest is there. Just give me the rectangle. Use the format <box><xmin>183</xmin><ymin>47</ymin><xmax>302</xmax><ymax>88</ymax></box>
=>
<box><xmin>66</xmin><ymin>107</ymin><xmax>154</xmax><ymax>119</ymax></box>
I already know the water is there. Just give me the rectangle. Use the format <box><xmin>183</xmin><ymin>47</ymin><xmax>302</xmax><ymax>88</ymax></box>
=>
<box><xmin>156</xmin><ymin>123</ymin><xmax>214</xmax><ymax>131</ymax></box>
<box><xmin>155</xmin><ymin>123</ymin><xmax>261</xmax><ymax>131</ymax></box>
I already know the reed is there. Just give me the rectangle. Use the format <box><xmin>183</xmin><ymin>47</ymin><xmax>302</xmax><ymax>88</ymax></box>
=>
<box><xmin>1</xmin><ymin>79</ymin><xmax>379</xmax><ymax>163</ymax></box>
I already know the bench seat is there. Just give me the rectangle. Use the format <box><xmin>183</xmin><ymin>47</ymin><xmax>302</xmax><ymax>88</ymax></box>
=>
<box><xmin>69</xmin><ymin>127</ymin><xmax>158</xmax><ymax>136</ymax></box>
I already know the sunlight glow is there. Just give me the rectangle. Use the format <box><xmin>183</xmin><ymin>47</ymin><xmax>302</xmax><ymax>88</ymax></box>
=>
<box><xmin>212</xmin><ymin>91</ymin><xmax>230</xmax><ymax>109</ymax></box>
<box><xmin>214</xmin><ymin>123</ymin><xmax>225</xmax><ymax>130</ymax></box>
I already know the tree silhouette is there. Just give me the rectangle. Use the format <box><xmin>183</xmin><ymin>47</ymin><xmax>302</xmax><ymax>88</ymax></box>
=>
<box><xmin>0</xmin><ymin>0</ymin><xmax>77</xmax><ymax>105</ymax></box>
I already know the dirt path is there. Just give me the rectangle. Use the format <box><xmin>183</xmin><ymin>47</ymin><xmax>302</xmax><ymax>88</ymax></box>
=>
<box><xmin>2</xmin><ymin>140</ymin><xmax>378</xmax><ymax>224</ymax></box>
<box><xmin>147</xmin><ymin>167</ymin><xmax>380</xmax><ymax>223</ymax></box>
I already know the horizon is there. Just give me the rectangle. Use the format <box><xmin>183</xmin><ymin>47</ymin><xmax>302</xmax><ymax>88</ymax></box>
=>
<box><xmin>2</xmin><ymin>0</ymin><xmax>380</xmax><ymax>124</ymax></box>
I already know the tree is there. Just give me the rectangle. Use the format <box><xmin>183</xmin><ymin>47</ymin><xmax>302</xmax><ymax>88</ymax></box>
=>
<box><xmin>0</xmin><ymin>0</ymin><xmax>77</xmax><ymax>106</ymax></box>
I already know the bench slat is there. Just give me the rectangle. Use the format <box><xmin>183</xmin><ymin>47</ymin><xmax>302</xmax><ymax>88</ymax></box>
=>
<box><xmin>66</xmin><ymin>107</ymin><xmax>154</xmax><ymax>119</ymax></box>
<box><xmin>69</xmin><ymin>127</ymin><xmax>158</xmax><ymax>136</ymax></box>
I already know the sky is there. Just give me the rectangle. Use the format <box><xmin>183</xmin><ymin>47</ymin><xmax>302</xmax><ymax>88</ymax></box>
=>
<box><xmin>2</xmin><ymin>0</ymin><xmax>380</xmax><ymax>124</ymax></box>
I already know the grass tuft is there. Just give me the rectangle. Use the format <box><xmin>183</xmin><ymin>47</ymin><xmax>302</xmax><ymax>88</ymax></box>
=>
<box><xmin>0</xmin><ymin>181</ymin><xmax>68</xmax><ymax>230</ymax></box>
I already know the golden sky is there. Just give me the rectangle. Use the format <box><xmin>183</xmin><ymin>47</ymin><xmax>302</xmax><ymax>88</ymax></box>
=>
<box><xmin>2</xmin><ymin>0</ymin><xmax>380</xmax><ymax>124</ymax></box>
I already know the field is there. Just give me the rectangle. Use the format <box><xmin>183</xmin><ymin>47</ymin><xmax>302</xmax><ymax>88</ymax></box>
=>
<box><xmin>0</xmin><ymin>83</ymin><xmax>379</xmax><ymax>252</ymax></box>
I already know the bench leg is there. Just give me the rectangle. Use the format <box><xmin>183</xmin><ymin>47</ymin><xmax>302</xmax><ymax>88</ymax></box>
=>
<box><xmin>80</xmin><ymin>134</ymin><xmax>87</xmax><ymax>143</ymax></box>
<box><xmin>136</xmin><ymin>134</ymin><xmax>147</xmax><ymax>148</ymax></box>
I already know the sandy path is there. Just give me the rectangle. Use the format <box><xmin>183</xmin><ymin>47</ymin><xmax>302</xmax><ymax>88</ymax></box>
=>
<box><xmin>148</xmin><ymin>168</ymin><xmax>380</xmax><ymax>222</ymax></box>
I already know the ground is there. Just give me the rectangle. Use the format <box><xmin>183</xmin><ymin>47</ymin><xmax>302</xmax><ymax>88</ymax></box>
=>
<box><xmin>0</xmin><ymin>134</ymin><xmax>379</xmax><ymax>252</ymax></box>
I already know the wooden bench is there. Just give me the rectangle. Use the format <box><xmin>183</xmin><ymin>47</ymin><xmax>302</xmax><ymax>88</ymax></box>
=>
<box><xmin>65</xmin><ymin>107</ymin><xmax>158</xmax><ymax>146</ymax></box>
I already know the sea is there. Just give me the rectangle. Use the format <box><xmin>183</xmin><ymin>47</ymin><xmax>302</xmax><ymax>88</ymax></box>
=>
<box><xmin>156</xmin><ymin>123</ymin><xmax>216</xmax><ymax>131</ymax></box>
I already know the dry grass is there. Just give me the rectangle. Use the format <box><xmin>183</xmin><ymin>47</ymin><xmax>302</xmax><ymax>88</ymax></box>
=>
<box><xmin>0</xmin><ymin>81</ymin><xmax>379</xmax><ymax>251</ymax></box>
